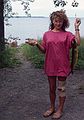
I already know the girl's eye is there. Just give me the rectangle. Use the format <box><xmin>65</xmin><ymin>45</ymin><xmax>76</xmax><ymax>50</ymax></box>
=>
<box><xmin>55</xmin><ymin>21</ymin><xmax>61</xmax><ymax>23</ymax></box>
<box><xmin>55</xmin><ymin>20</ymin><xmax>62</xmax><ymax>22</ymax></box>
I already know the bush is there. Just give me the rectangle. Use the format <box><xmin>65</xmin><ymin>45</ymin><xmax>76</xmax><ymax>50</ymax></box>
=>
<box><xmin>21</xmin><ymin>39</ymin><xmax>84</xmax><ymax>69</ymax></box>
<box><xmin>21</xmin><ymin>42</ymin><xmax>44</xmax><ymax>68</ymax></box>
<box><xmin>0</xmin><ymin>47</ymin><xmax>21</xmax><ymax>68</ymax></box>
<box><xmin>76</xmin><ymin>44</ymin><xmax>84</xmax><ymax>69</ymax></box>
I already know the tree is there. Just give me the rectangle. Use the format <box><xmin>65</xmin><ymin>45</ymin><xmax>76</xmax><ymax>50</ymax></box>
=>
<box><xmin>0</xmin><ymin>0</ymin><xmax>4</xmax><ymax>51</ymax></box>
<box><xmin>0</xmin><ymin>0</ymin><xmax>35</xmax><ymax>52</ymax></box>
<box><xmin>53</xmin><ymin>0</ymin><xmax>79</xmax><ymax>8</ymax></box>
<box><xmin>0</xmin><ymin>0</ymin><xmax>79</xmax><ymax>52</ymax></box>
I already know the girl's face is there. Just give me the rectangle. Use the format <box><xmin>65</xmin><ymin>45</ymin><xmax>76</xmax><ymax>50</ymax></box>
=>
<box><xmin>53</xmin><ymin>17</ymin><xmax>63</xmax><ymax>30</ymax></box>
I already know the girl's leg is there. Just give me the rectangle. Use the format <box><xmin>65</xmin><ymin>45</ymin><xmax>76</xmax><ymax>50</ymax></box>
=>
<box><xmin>48</xmin><ymin>76</ymin><xmax>57</xmax><ymax>109</ymax></box>
<box><xmin>52</xmin><ymin>76</ymin><xmax>66</xmax><ymax>119</ymax></box>
<box><xmin>43</xmin><ymin>76</ymin><xmax>56</xmax><ymax>117</ymax></box>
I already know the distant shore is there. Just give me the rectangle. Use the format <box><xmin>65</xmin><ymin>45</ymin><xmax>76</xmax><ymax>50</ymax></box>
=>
<box><xmin>11</xmin><ymin>16</ymin><xmax>48</xmax><ymax>18</ymax></box>
<box><xmin>9</xmin><ymin>16</ymin><xmax>84</xmax><ymax>19</ymax></box>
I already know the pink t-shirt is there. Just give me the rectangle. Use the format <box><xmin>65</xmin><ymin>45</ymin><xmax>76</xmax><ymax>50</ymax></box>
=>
<box><xmin>41</xmin><ymin>30</ymin><xmax>75</xmax><ymax>77</ymax></box>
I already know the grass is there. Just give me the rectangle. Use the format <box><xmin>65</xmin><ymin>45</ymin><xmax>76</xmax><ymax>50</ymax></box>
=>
<box><xmin>21</xmin><ymin>38</ymin><xmax>84</xmax><ymax>69</ymax></box>
<box><xmin>0</xmin><ymin>47</ymin><xmax>21</xmax><ymax>68</ymax></box>
<box><xmin>76</xmin><ymin>38</ymin><xmax>84</xmax><ymax>69</ymax></box>
<box><xmin>1</xmin><ymin>38</ymin><xmax>84</xmax><ymax>69</ymax></box>
<box><xmin>21</xmin><ymin>43</ymin><xmax>44</xmax><ymax>68</ymax></box>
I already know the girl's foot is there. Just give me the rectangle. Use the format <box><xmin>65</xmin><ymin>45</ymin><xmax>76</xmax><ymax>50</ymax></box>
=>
<box><xmin>43</xmin><ymin>108</ymin><xmax>55</xmax><ymax>117</ymax></box>
<box><xmin>52</xmin><ymin>110</ymin><xmax>62</xmax><ymax>119</ymax></box>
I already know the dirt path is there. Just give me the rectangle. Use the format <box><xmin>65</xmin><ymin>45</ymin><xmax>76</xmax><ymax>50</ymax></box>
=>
<box><xmin>0</xmin><ymin>49</ymin><xmax>84</xmax><ymax>120</ymax></box>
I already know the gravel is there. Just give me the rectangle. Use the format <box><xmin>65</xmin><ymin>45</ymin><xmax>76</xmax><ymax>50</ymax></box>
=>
<box><xmin>0</xmin><ymin>51</ymin><xmax>84</xmax><ymax>120</ymax></box>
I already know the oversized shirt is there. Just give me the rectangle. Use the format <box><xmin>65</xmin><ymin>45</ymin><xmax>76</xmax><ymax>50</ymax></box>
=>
<box><xmin>41</xmin><ymin>30</ymin><xmax>75</xmax><ymax>77</ymax></box>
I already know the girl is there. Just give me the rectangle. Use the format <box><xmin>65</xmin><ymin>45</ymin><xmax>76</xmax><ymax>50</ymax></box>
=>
<box><xmin>26</xmin><ymin>10</ymin><xmax>81</xmax><ymax>119</ymax></box>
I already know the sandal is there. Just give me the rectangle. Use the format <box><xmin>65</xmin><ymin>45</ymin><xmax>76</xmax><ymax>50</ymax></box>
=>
<box><xmin>43</xmin><ymin>109</ymin><xmax>55</xmax><ymax>117</ymax></box>
<box><xmin>52</xmin><ymin>111</ymin><xmax>62</xmax><ymax>119</ymax></box>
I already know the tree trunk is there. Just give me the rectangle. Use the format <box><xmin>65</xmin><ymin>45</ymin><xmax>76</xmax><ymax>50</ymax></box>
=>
<box><xmin>0</xmin><ymin>0</ymin><xmax>5</xmax><ymax>51</ymax></box>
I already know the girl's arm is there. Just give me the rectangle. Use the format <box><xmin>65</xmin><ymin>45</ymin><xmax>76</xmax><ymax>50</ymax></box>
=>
<box><xmin>35</xmin><ymin>41</ymin><xmax>46</xmax><ymax>53</ymax></box>
<box><xmin>74</xmin><ymin>18</ymin><xmax>81</xmax><ymax>46</ymax></box>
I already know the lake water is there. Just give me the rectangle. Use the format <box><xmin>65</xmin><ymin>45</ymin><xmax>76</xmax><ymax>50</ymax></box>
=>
<box><xmin>5</xmin><ymin>17</ymin><xmax>84</xmax><ymax>45</ymax></box>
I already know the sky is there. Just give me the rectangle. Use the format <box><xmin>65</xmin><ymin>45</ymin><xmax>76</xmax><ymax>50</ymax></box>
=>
<box><xmin>11</xmin><ymin>0</ymin><xmax>84</xmax><ymax>17</ymax></box>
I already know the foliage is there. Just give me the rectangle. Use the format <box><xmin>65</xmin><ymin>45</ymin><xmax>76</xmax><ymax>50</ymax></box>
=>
<box><xmin>21</xmin><ymin>39</ymin><xmax>84</xmax><ymax>69</ymax></box>
<box><xmin>4</xmin><ymin>0</ymin><xmax>79</xmax><ymax>20</ymax></box>
<box><xmin>0</xmin><ymin>47</ymin><xmax>21</xmax><ymax>68</ymax></box>
<box><xmin>1</xmin><ymin>39</ymin><xmax>84</xmax><ymax>69</ymax></box>
<box><xmin>0</xmin><ymin>0</ymin><xmax>35</xmax><ymax>52</ymax></box>
<box><xmin>53</xmin><ymin>0</ymin><xmax>79</xmax><ymax>7</ymax></box>
<box><xmin>76</xmin><ymin>39</ymin><xmax>84</xmax><ymax>69</ymax></box>
<box><xmin>4</xmin><ymin>0</ymin><xmax>35</xmax><ymax>19</ymax></box>
<box><xmin>4</xmin><ymin>0</ymin><xmax>14</xmax><ymax>19</ymax></box>
<box><xmin>21</xmin><ymin>42</ymin><xmax>44</xmax><ymax>68</ymax></box>
<box><xmin>53</xmin><ymin>0</ymin><xmax>67</xmax><ymax>7</ymax></box>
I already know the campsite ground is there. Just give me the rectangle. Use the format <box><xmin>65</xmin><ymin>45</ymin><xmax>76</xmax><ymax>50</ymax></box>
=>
<box><xmin>0</xmin><ymin>50</ymin><xmax>84</xmax><ymax>120</ymax></box>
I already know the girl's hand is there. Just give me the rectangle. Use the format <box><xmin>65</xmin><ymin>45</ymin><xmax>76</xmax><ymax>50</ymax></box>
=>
<box><xmin>25</xmin><ymin>38</ymin><xmax>38</xmax><ymax>46</ymax></box>
<box><xmin>74</xmin><ymin>18</ymin><xmax>81</xmax><ymax>29</ymax></box>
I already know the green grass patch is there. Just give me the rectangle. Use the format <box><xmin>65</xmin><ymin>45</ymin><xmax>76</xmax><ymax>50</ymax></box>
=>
<box><xmin>21</xmin><ymin>42</ymin><xmax>44</xmax><ymax>68</ymax></box>
<box><xmin>0</xmin><ymin>47</ymin><xmax>21</xmax><ymax>68</ymax></box>
<box><xmin>76</xmin><ymin>39</ymin><xmax>84</xmax><ymax>69</ymax></box>
<box><xmin>21</xmin><ymin>39</ymin><xmax>84</xmax><ymax>69</ymax></box>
